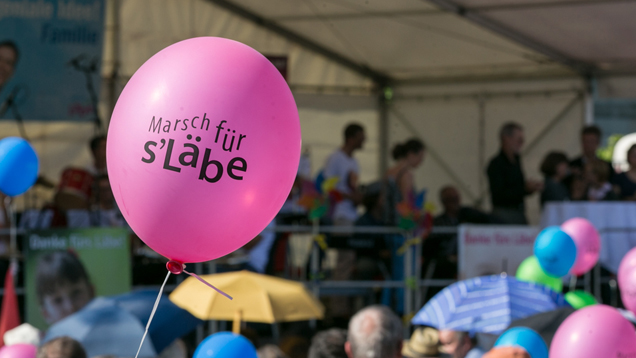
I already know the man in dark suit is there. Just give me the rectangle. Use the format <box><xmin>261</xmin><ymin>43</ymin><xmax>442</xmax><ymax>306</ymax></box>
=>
<box><xmin>425</xmin><ymin>186</ymin><xmax>491</xmax><ymax>283</ymax></box>
<box><xmin>486</xmin><ymin>122</ymin><xmax>542</xmax><ymax>224</ymax></box>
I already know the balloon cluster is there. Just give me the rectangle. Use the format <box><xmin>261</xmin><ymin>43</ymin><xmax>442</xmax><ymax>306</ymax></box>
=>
<box><xmin>516</xmin><ymin>218</ymin><xmax>600</xmax><ymax>306</ymax></box>
<box><xmin>511</xmin><ymin>219</ymin><xmax>636</xmax><ymax>357</ymax></box>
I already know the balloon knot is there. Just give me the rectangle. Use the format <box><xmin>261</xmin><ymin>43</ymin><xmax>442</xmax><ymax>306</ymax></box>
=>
<box><xmin>166</xmin><ymin>260</ymin><xmax>185</xmax><ymax>274</ymax></box>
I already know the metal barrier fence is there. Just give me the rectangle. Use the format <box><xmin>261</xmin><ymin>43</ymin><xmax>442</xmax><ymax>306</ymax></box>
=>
<box><xmin>269</xmin><ymin>224</ymin><xmax>459</xmax><ymax>321</ymax></box>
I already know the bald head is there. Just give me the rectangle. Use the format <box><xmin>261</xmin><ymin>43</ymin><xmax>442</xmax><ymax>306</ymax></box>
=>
<box><xmin>345</xmin><ymin>305</ymin><xmax>402</xmax><ymax>358</ymax></box>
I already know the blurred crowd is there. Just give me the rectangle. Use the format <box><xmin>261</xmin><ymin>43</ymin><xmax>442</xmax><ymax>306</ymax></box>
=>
<box><xmin>21</xmin><ymin>305</ymin><xmax>528</xmax><ymax>358</ymax></box>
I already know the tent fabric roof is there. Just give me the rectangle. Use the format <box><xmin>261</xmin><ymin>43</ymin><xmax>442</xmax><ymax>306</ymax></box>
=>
<box><xmin>452</xmin><ymin>0</ymin><xmax>636</xmax><ymax>72</ymax></box>
<box><xmin>208</xmin><ymin>0</ymin><xmax>567</xmax><ymax>82</ymax></box>
<box><xmin>113</xmin><ymin>0</ymin><xmax>636</xmax><ymax>87</ymax></box>
<box><xmin>159</xmin><ymin>0</ymin><xmax>633</xmax><ymax>84</ymax></box>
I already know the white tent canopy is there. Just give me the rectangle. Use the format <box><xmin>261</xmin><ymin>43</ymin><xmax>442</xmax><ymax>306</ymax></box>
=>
<box><xmin>110</xmin><ymin>0</ymin><xmax>636</xmax><ymax>83</ymax></box>
<box><xmin>8</xmin><ymin>0</ymin><xmax>636</xmax><ymax>222</ymax></box>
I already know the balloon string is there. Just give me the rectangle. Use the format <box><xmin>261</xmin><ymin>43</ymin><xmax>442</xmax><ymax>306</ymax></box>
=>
<box><xmin>183</xmin><ymin>269</ymin><xmax>233</xmax><ymax>300</ymax></box>
<box><xmin>134</xmin><ymin>271</ymin><xmax>171</xmax><ymax>358</ymax></box>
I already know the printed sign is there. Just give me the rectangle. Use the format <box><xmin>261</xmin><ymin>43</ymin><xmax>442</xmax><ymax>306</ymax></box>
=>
<box><xmin>142</xmin><ymin>117</ymin><xmax>248</xmax><ymax>182</ymax></box>
<box><xmin>458</xmin><ymin>225</ymin><xmax>539</xmax><ymax>279</ymax></box>
<box><xmin>24</xmin><ymin>228</ymin><xmax>130</xmax><ymax>330</ymax></box>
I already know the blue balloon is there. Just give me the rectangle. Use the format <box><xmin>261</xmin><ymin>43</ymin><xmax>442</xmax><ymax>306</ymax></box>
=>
<box><xmin>0</xmin><ymin>137</ymin><xmax>39</xmax><ymax>197</ymax></box>
<box><xmin>194</xmin><ymin>332</ymin><xmax>257</xmax><ymax>358</ymax></box>
<box><xmin>534</xmin><ymin>226</ymin><xmax>576</xmax><ymax>277</ymax></box>
<box><xmin>494</xmin><ymin>327</ymin><xmax>548</xmax><ymax>358</ymax></box>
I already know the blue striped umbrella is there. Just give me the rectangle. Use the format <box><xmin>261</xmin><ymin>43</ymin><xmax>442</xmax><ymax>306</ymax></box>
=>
<box><xmin>412</xmin><ymin>275</ymin><xmax>570</xmax><ymax>334</ymax></box>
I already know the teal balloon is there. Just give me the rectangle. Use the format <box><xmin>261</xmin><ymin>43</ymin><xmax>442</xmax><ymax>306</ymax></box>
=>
<box><xmin>534</xmin><ymin>227</ymin><xmax>576</xmax><ymax>277</ymax></box>
<box><xmin>495</xmin><ymin>327</ymin><xmax>548</xmax><ymax>358</ymax></box>
<box><xmin>194</xmin><ymin>332</ymin><xmax>257</xmax><ymax>358</ymax></box>
<box><xmin>0</xmin><ymin>137</ymin><xmax>39</xmax><ymax>197</ymax></box>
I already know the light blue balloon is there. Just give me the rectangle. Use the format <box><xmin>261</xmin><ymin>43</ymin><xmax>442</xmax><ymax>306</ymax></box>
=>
<box><xmin>534</xmin><ymin>226</ymin><xmax>576</xmax><ymax>277</ymax></box>
<box><xmin>495</xmin><ymin>327</ymin><xmax>548</xmax><ymax>358</ymax></box>
<box><xmin>0</xmin><ymin>137</ymin><xmax>39</xmax><ymax>197</ymax></box>
<box><xmin>194</xmin><ymin>332</ymin><xmax>257</xmax><ymax>358</ymax></box>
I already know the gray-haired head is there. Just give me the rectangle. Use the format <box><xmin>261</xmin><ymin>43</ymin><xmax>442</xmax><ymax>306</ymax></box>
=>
<box><xmin>499</xmin><ymin>122</ymin><xmax>523</xmax><ymax>141</ymax></box>
<box><xmin>309</xmin><ymin>328</ymin><xmax>347</xmax><ymax>358</ymax></box>
<box><xmin>346</xmin><ymin>305</ymin><xmax>402</xmax><ymax>358</ymax></box>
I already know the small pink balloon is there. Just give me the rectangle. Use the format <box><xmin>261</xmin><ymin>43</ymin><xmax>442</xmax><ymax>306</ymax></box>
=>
<box><xmin>621</xmin><ymin>267</ymin><xmax>636</xmax><ymax>313</ymax></box>
<box><xmin>549</xmin><ymin>305</ymin><xmax>636</xmax><ymax>358</ymax></box>
<box><xmin>107</xmin><ymin>37</ymin><xmax>300</xmax><ymax>263</ymax></box>
<box><xmin>619</xmin><ymin>247</ymin><xmax>636</xmax><ymax>288</ymax></box>
<box><xmin>0</xmin><ymin>344</ymin><xmax>37</xmax><ymax>358</ymax></box>
<box><xmin>561</xmin><ymin>218</ymin><xmax>600</xmax><ymax>276</ymax></box>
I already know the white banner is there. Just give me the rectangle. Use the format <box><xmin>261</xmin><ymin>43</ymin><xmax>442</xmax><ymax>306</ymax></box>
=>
<box><xmin>458</xmin><ymin>225</ymin><xmax>539</xmax><ymax>279</ymax></box>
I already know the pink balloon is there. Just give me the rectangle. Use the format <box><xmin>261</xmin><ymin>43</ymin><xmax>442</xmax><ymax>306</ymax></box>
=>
<box><xmin>0</xmin><ymin>344</ymin><xmax>37</xmax><ymax>358</ymax></box>
<box><xmin>549</xmin><ymin>305</ymin><xmax>636</xmax><ymax>358</ymax></box>
<box><xmin>107</xmin><ymin>37</ymin><xmax>300</xmax><ymax>263</ymax></box>
<box><xmin>621</xmin><ymin>267</ymin><xmax>636</xmax><ymax>313</ymax></box>
<box><xmin>561</xmin><ymin>218</ymin><xmax>600</xmax><ymax>276</ymax></box>
<box><xmin>619</xmin><ymin>247</ymin><xmax>636</xmax><ymax>288</ymax></box>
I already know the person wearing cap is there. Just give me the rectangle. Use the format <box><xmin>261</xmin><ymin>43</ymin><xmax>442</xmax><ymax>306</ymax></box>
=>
<box><xmin>402</xmin><ymin>327</ymin><xmax>441</xmax><ymax>358</ymax></box>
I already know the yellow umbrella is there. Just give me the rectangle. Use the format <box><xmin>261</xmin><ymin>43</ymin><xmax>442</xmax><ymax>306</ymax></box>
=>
<box><xmin>169</xmin><ymin>270</ymin><xmax>324</xmax><ymax>333</ymax></box>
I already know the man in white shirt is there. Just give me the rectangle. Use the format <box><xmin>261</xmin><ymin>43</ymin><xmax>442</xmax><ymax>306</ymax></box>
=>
<box><xmin>323</xmin><ymin>123</ymin><xmax>365</xmax><ymax>226</ymax></box>
<box><xmin>322</xmin><ymin>123</ymin><xmax>365</xmax><ymax>320</ymax></box>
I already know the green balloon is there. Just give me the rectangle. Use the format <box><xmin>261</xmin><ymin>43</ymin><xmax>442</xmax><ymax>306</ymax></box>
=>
<box><xmin>516</xmin><ymin>256</ymin><xmax>563</xmax><ymax>292</ymax></box>
<box><xmin>565</xmin><ymin>290</ymin><xmax>597</xmax><ymax>309</ymax></box>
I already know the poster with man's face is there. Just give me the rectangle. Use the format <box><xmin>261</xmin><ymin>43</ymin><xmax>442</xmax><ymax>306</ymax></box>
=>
<box><xmin>24</xmin><ymin>228</ymin><xmax>131</xmax><ymax>330</ymax></box>
<box><xmin>0</xmin><ymin>0</ymin><xmax>104</xmax><ymax>121</ymax></box>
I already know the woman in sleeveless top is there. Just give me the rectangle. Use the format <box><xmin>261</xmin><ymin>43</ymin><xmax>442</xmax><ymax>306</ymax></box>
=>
<box><xmin>383</xmin><ymin>139</ymin><xmax>426</xmax><ymax>225</ymax></box>
<box><xmin>381</xmin><ymin>138</ymin><xmax>426</xmax><ymax>313</ymax></box>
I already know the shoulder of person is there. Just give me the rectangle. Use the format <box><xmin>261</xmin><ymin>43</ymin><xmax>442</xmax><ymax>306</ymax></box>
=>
<box><xmin>487</xmin><ymin>154</ymin><xmax>502</xmax><ymax>172</ymax></box>
<box><xmin>398</xmin><ymin>168</ymin><xmax>413</xmax><ymax>184</ymax></box>
<box><xmin>324</xmin><ymin>149</ymin><xmax>345</xmax><ymax>167</ymax></box>
<box><xmin>326</xmin><ymin>149</ymin><xmax>343</xmax><ymax>160</ymax></box>
<box><xmin>569</xmin><ymin>156</ymin><xmax>584</xmax><ymax>167</ymax></box>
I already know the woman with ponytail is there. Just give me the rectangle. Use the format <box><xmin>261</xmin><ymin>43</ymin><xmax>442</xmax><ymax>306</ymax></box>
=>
<box><xmin>381</xmin><ymin>138</ymin><xmax>425</xmax><ymax>313</ymax></box>
<box><xmin>383</xmin><ymin>138</ymin><xmax>426</xmax><ymax>225</ymax></box>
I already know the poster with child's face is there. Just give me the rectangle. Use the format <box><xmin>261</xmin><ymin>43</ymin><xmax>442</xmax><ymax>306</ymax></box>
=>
<box><xmin>24</xmin><ymin>228</ymin><xmax>131</xmax><ymax>330</ymax></box>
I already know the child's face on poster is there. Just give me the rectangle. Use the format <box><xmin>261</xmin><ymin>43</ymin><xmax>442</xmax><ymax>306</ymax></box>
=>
<box><xmin>41</xmin><ymin>279</ymin><xmax>94</xmax><ymax>325</ymax></box>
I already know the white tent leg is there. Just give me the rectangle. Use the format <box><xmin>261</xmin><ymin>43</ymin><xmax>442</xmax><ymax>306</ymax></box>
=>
<box><xmin>379</xmin><ymin>92</ymin><xmax>390</xmax><ymax>176</ymax></box>
<box><xmin>584</xmin><ymin>78</ymin><xmax>597</xmax><ymax>125</ymax></box>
